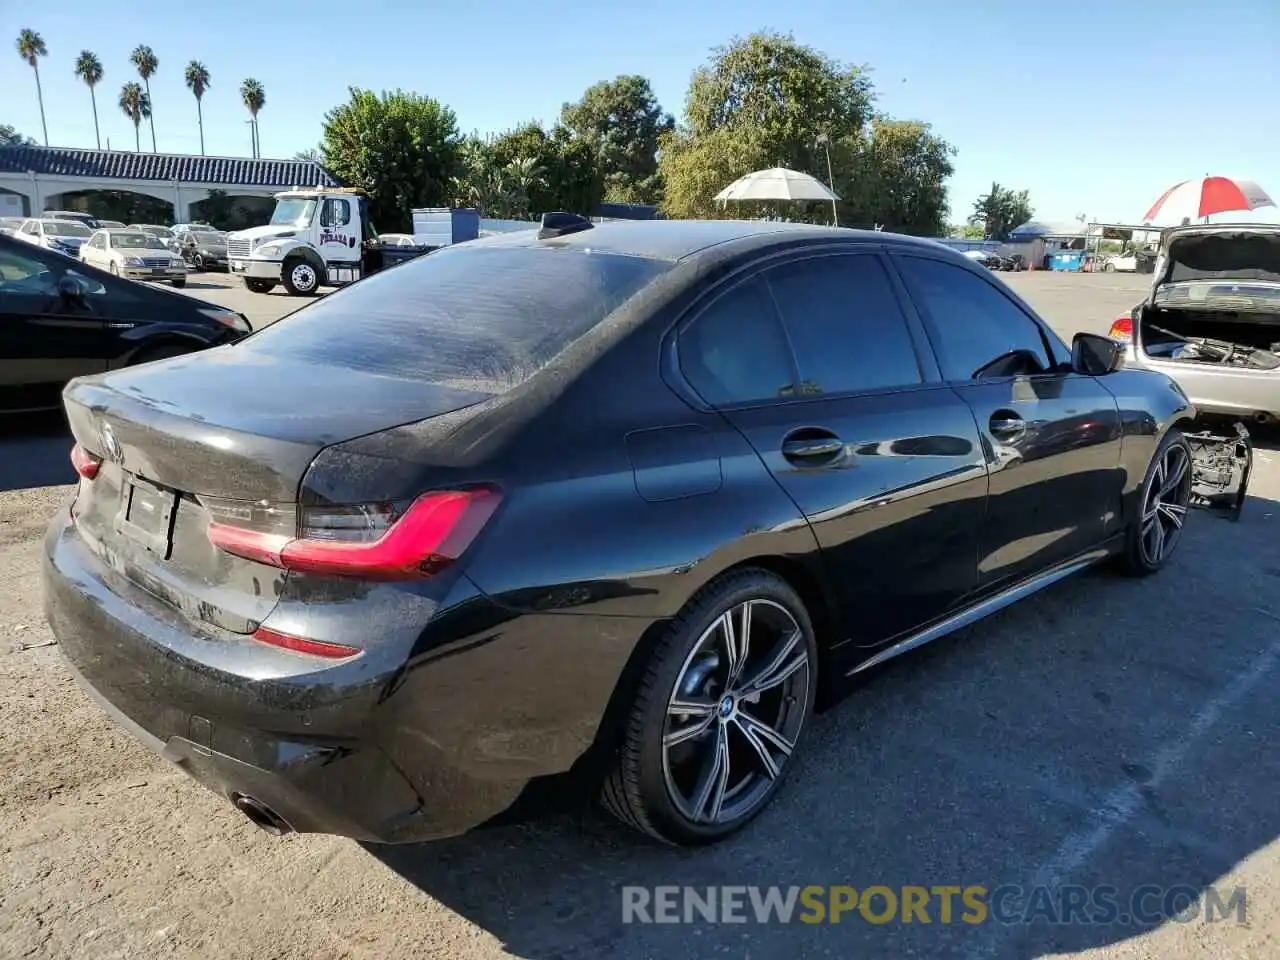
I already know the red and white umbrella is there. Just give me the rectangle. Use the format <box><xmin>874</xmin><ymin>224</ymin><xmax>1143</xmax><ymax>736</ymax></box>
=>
<box><xmin>1143</xmin><ymin>176</ymin><xmax>1276</xmax><ymax>226</ymax></box>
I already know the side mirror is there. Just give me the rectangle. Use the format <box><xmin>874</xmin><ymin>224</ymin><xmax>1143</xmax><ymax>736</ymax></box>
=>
<box><xmin>57</xmin><ymin>274</ymin><xmax>87</xmax><ymax>301</ymax></box>
<box><xmin>1072</xmin><ymin>332</ymin><xmax>1125</xmax><ymax>376</ymax></box>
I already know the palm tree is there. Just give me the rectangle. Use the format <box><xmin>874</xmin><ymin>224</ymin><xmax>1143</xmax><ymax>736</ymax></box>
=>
<box><xmin>74</xmin><ymin>51</ymin><xmax>104</xmax><ymax>149</ymax></box>
<box><xmin>15</xmin><ymin>29</ymin><xmax>49</xmax><ymax>146</ymax></box>
<box><xmin>239</xmin><ymin>78</ymin><xmax>265</xmax><ymax>158</ymax></box>
<box><xmin>184</xmin><ymin>61</ymin><xmax>210</xmax><ymax>156</ymax></box>
<box><xmin>130</xmin><ymin>45</ymin><xmax>158</xmax><ymax>151</ymax></box>
<box><xmin>118</xmin><ymin>81</ymin><xmax>151</xmax><ymax>152</ymax></box>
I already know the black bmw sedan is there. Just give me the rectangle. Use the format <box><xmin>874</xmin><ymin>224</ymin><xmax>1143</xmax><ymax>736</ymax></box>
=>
<box><xmin>44</xmin><ymin>216</ymin><xmax>1198</xmax><ymax>847</ymax></box>
<box><xmin>0</xmin><ymin>234</ymin><xmax>250</xmax><ymax>412</ymax></box>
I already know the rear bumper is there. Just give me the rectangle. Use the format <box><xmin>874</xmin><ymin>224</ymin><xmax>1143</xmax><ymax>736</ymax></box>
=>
<box><xmin>1126</xmin><ymin>348</ymin><xmax>1280</xmax><ymax>420</ymax></box>
<box><xmin>42</xmin><ymin>511</ymin><xmax>587</xmax><ymax>843</ymax></box>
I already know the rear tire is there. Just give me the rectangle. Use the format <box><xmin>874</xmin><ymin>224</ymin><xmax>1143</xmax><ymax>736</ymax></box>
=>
<box><xmin>282</xmin><ymin>257</ymin><xmax>321</xmax><ymax>296</ymax></box>
<box><xmin>1120</xmin><ymin>428</ymin><xmax>1193</xmax><ymax>576</ymax></box>
<box><xmin>244</xmin><ymin>278</ymin><xmax>276</xmax><ymax>294</ymax></box>
<box><xmin>1105</xmin><ymin>262</ymin><xmax>1116</xmax><ymax>273</ymax></box>
<box><xmin>600</xmin><ymin>568</ymin><xmax>818</xmax><ymax>845</ymax></box>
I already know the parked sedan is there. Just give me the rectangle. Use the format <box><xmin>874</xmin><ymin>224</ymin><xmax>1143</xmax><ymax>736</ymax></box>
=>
<box><xmin>1111</xmin><ymin>223</ymin><xmax>1280</xmax><ymax>426</ymax></box>
<box><xmin>0</xmin><ymin>233</ymin><xmax>250</xmax><ymax>412</ymax></box>
<box><xmin>177</xmin><ymin>229</ymin><xmax>230</xmax><ymax>271</ymax></box>
<box><xmin>45</xmin><ymin>216</ymin><xmax>1222</xmax><ymax>848</ymax></box>
<box><xmin>15</xmin><ymin>217</ymin><xmax>95</xmax><ymax>258</ymax></box>
<box><xmin>81</xmin><ymin>229</ymin><xmax>189</xmax><ymax>287</ymax></box>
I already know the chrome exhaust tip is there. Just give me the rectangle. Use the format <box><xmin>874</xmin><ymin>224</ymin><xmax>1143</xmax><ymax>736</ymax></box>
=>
<box><xmin>232</xmin><ymin>794</ymin><xmax>294</xmax><ymax>836</ymax></box>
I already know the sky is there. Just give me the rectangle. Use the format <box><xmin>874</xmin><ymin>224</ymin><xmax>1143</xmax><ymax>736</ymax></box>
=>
<box><xmin>3</xmin><ymin>0</ymin><xmax>1278</xmax><ymax>225</ymax></box>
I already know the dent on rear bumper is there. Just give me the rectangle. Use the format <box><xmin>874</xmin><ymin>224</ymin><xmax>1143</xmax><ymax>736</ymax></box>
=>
<box><xmin>41</xmin><ymin>515</ymin><xmax>647</xmax><ymax>842</ymax></box>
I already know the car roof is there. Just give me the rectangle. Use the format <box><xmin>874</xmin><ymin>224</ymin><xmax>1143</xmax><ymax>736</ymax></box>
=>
<box><xmin>466</xmin><ymin>218</ymin><xmax>950</xmax><ymax>263</ymax></box>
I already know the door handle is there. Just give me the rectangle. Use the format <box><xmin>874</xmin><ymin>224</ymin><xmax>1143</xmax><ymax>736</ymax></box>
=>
<box><xmin>989</xmin><ymin>414</ymin><xmax>1026</xmax><ymax>439</ymax></box>
<box><xmin>781</xmin><ymin>429</ymin><xmax>845</xmax><ymax>464</ymax></box>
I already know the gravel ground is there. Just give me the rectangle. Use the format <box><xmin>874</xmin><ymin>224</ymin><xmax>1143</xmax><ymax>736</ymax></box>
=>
<box><xmin>1</xmin><ymin>270</ymin><xmax>1277</xmax><ymax>960</ymax></box>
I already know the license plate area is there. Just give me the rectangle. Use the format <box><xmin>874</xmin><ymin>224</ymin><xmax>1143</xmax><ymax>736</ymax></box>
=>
<box><xmin>151</xmin><ymin>268</ymin><xmax>168</xmax><ymax>276</ymax></box>
<box><xmin>116</xmin><ymin>474</ymin><xmax>178</xmax><ymax>557</ymax></box>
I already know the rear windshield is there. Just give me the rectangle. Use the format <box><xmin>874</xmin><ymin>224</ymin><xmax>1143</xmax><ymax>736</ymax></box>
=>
<box><xmin>243</xmin><ymin>244</ymin><xmax>671</xmax><ymax>389</ymax></box>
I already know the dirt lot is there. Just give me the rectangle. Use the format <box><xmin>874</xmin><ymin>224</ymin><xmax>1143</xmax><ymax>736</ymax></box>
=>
<box><xmin>2</xmin><ymin>271</ymin><xmax>1278</xmax><ymax>960</ymax></box>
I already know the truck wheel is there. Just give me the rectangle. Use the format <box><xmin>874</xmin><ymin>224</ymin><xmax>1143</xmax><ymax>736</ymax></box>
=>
<box><xmin>283</xmin><ymin>257</ymin><xmax>321</xmax><ymax>296</ymax></box>
<box><xmin>244</xmin><ymin>279</ymin><xmax>276</xmax><ymax>294</ymax></box>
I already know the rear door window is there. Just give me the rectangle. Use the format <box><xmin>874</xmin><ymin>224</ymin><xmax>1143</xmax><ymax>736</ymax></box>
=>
<box><xmin>764</xmin><ymin>254</ymin><xmax>923</xmax><ymax>394</ymax></box>
<box><xmin>677</xmin><ymin>276</ymin><xmax>796</xmax><ymax>406</ymax></box>
<box><xmin>243</xmin><ymin>245</ymin><xmax>671</xmax><ymax>391</ymax></box>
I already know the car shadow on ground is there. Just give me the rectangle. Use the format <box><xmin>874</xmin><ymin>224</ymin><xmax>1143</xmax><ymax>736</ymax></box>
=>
<box><xmin>0</xmin><ymin>414</ymin><xmax>75</xmax><ymax>492</ymax></box>
<box><xmin>370</xmin><ymin>497</ymin><xmax>1279</xmax><ymax>960</ymax></box>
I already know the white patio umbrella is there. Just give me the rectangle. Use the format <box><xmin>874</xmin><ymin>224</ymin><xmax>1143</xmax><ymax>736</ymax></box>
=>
<box><xmin>1142</xmin><ymin>176</ymin><xmax>1275</xmax><ymax>226</ymax></box>
<box><xmin>713</xmin><ymin>167</ymin><xmax>840</xmax><ymax>203</ymax></box>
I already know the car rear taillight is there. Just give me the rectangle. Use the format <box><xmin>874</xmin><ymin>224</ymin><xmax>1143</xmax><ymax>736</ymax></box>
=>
<box><xmin>70</xmin><ymin>443</ymin><xmax>101</xmax><ymax>479</ymax></box>
<box><xmin>1109</xmin><ymin>316</ymin><xmax>1134</xmax><ymax>341</ymax></box>
<box><xmin>250</xmin><ymin>626</ymin><xmax>362</xmax><ymax>660</ymax></box>
<box><xmin>206</xmin><ymin>487</ymin><xmax>501</xmax><ymax>581</ymax></box>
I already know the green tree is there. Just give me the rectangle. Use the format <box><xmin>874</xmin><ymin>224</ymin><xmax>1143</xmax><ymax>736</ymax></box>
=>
<box><xmin>201</xmin><ymin>188</ymin><xmax>235</xmax><ymax>227</ymax></box>
<box><xmin>294</xmin><ymin>146</ymin><xmax>322</xmax><ymax>164</ymax></box>
<box><xmin>240</xmin><ymin>79</ymin><xmax>265</xmax><ymax>158</ymax></box>
<box><xmin>184</xmin><ymin>61</ymin><xmax>210</xmax><ymax>156</ymax></box>
<box><xmin>118</xmin><ymin>81</ymin><xmax>150</xmax><ymax>152</ymax></box>
<box><xmin>130</xmin><ymin>45</ymin><xmax>159</xmax><ymax>151</ymax></box>
<box><xmin>15</xmin><ymin>30</ymin><xmax>49</xmax><ymax>146</ymax></box>
<box><xmin>321</xmin><ymin>87</ymin><xmax>462</xmax><ymax>231</ymax></box>
<box><xmin>951</xmin><ymin>223</ymin><xmax>986</xmax><ymax>240</ymax></box>
<box><xmin>837</xmin><ymin>118</ymin><xmax>955</xmax><ymax>235</ymax></box>
<box><xmin>661</xmin><ymin>31</ymin><xmax>875</xmax><ymax>220</ymax></box>
<box><xmin>0</xmin><ymin>124</ymin><xmax>37</xmax><ymax>146</ymax></box>
<box><xmin>74</xmin><ymin>51</ymin><xmax>105</xmax><ymax>150</ymax></box>
<box><xmin>472</xmin><ymin>121</ymin><xmax>603</xmax><ymax>216</ymax></box>
<box><xmin>968</xmin><ymin>182</ymin><xmax>1034</xmax><ymax>240</ymax></box>
<box><xmin>560</xmin><ymin>75</ymin><xmax>673</xmax><ymax>204</ymax></box>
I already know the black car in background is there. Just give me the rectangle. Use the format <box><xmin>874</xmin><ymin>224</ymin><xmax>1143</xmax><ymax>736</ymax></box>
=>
<box><xmin>0</xmin><ymin>234</ymin><xmax>251</xmax><ymax>412</ymax></box>
<box><xmin>44</xmin><ymin>216</ymin><xmax>1198</xmax><ymax>848</ymax></box>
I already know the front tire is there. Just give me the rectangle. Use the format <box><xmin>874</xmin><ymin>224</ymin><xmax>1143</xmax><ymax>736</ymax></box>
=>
<box><xmin>601</xmin><ymin>568</ymin><xmax>818</xmax><ymax>845</ymax></box>
<box><xmin>282</xmin><ymin>257</ymin><xmax>321</xmax><ymax>296</ymax></box>
<box><xmin>244</xmin><ymin>278</ymin><xmax>276</xmax><ymax>294</ymax></box>
<box><xmin>1121</xmin><ymin>429</ymin><xmax>1193</xmax><ymax>576</ymax></box>
<box><xmin>170</xmin><ymin>276</ymin><xmax>186</xmax><ymax>289</ymax></box>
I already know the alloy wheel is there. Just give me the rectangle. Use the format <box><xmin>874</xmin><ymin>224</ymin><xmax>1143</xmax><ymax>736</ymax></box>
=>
<box><xmin>291</xmin><ymin>263</ymin><xmax>317</xmax><ymax>292</ymax></box>
<box><xmin>1140</xmin><ymin>441</ymin><xmax>1191</xmax><ymax>565</ymax></box>
<box><xmin>662</xmin><ymin>599</ymin><xmax>811</xmax><ymax>826</ymax></box>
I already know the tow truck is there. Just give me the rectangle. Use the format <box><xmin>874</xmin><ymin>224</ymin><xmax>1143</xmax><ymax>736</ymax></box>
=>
<box><xmin>226</xmin><ymin>187</ymin><xmax>480</xmax><ymax>295</ymax></box>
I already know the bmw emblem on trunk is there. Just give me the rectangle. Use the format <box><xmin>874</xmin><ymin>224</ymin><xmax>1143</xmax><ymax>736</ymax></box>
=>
<box><xmin>101</xmin><ymin>423</ymin><xmax>121</xmax><ymax>462</ymax></box>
